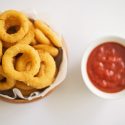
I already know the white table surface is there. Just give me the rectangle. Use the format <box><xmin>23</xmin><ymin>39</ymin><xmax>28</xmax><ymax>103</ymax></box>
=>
<box><xmin>1</xmin><ymin>0</ymin><xmax>125</xmax><ymax>125</ymax></box>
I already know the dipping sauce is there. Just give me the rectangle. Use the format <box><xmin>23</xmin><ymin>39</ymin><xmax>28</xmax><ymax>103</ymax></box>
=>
<box><xmin>87</xmin><ymin>42</ymin><xmax>125</xmax><ymax>93</ymax></box>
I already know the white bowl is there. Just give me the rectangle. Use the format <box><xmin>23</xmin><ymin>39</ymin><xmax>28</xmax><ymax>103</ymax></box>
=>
<box><xmin>81</xmin><ymin>36</ymin><xmax>125</xmax><ymax>99</ymax></box>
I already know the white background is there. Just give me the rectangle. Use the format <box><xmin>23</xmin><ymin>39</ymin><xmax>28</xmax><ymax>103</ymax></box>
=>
<box><xmin>0</xmin><ymin>0</ymin><xmax>125</xmax><ymax>125</ymax></box>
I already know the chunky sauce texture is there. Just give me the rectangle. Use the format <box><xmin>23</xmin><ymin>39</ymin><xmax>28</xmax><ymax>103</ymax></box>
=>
<box><xmin>87</xmin><ymin>42</ymin><xmax>125</xmax><ymax>93</ymax></box>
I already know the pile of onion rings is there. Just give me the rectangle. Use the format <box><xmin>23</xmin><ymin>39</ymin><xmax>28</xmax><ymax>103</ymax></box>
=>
<box><xmin>0</xmin><ymin>10</ymin><xmax>62</xmax><ymax>96</ymax></box>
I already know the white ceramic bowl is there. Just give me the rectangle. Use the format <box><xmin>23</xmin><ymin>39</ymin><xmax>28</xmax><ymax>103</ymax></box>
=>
<box><xmin>81</xmin><ymin>36</ymin><xmax>125</xmax><ymax>99</ymax></box>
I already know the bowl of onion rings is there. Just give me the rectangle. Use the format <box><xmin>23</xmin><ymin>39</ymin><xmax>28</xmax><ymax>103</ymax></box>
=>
<box><xmin>0</xmin><ymin>10</ymin><xmax>68</xmax><ymax>103</ymax></box>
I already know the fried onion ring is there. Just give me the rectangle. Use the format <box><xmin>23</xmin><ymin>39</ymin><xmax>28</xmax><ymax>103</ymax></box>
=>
<box><xmin>34</xmin><ymin>20</ymin><xmax>62</xmax><ymax>47</ymax></box>
<box><xmin>18</xmin><ymin>21</ymin><xmax>35</xmax><ymax>44</ymax></box>
<box><xmin>16</xmin><ymin>54</ymin><xmax>31</xmax><ymax>72</ymax></box>
<box><xmin>2</xmin><ymin>44</ymin><xmax>40</xmax><ymax>81</ymax></box>
<box><xmin>15</xmin><ymin>51</ymin><xmax>56</xmax><ymax>89</ymax></box>
<box><xmin>0</xmin><ymin>66</ymin><xmax>15</xmax><ymax>90</ymax></box>
<box><xmin>35</xmin><ymin>29</ymin><xmax>50</xmax><ymax>44</ymax></box>
<box><xmin>33</xmin><ymin>44</ymin><xmax>58</xmax><ymax>57</ymax></box>
<box><xmin>15</xmin><ymin>55</ymin><xmax>45</xmax><ymax>91</ymax></box>
<box><xmin>15</xmin><ymin>55</ymin><xmax>36</xmax><ymax>91</ymax></box>
<box><xmin>2</xmin><ymin>22</ymin><xmax>35</xmax><ymax>47</ymax></box>
<box><xmin>26</xmin><ymin>52</ymin><xmax>56</xmax><ymax>89</ymax></box>
<box><xmin>0</xmin><ymin>10</ymin><xmax>29</xmax><ymax>43</ymax></box>
<box><xmin>16</xmin><ymin>54</ymin><xmax>45</xmax><ymax>76</ymax></box>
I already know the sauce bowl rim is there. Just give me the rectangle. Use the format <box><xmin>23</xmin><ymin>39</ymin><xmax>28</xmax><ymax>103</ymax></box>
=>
<box><xmin>81</xmin><ymin>36</ymin><xmax>125</xmax><ymax>99</ymax></box>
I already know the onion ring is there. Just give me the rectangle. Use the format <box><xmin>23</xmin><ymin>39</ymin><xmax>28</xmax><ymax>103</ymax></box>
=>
<box><xmin>2</xmin><ymin>44</ymin><xmax>40</xmax><ymax>81</ymax></box>
<box><xmin>18</xmin><ymin>21</ymin><xmax>35</xmax><ymax>44</ymax></box>
<box><xmin>16</xmin><ymin>54</ymin><xmax>31</xmax><ymax>72</ymax></box>
<box><xmin>15</xmin><ymin>55</ymin><xmax>36</xmax><ymax>91</ymax></box>
<box><xmin>26</xmin><ymin>52</ymin><xmax>56</xmax><ymax>89</ymax></box>
<box><xmin>4</xmin><ymin>16</ymin><xmax>20</xmax><ymax>34</ymax></box>
<box><xmin>0</xmin><ymin>10</ymin><xmax>29</xmax><ymax>43</ymax></box>
<box><xmin>16</xmin><ymin>51</ymin><xmax>56</xmax><ymax>89</ymax></box>
<box><xmin>15</xmin><ymin>55</ymin><xmax>45</xmax><ymax>91</ymax></box>
<box><xmin>33</xmin><ymin>44</ymin><xmax>58</xmax><ymax>57</ymax></box>
<box><xmin>34</xmin><ymin>20</ymin><xmax>62</xmax><ymax>47</ymax></box>
<box><xmin>2</xmin><ymin>22</ymin><xmax>35</xmax><ymax>47</ymax></box>
<box><xmin>30</xmin><ymin>36</ymin><xmax>38</xmax><ymax>46</ymax></box>
<box><xmin>35</xmin><ymin>29</ymin><xmax>50</xmax><ymax>44</ymax></box>
<box><xmin>0</xmin><ymin>66</ymin><xmax>15</xmax><ymax>90</ymax></box>
<box><xmin>16</xmin><ymin>54</ymin><xmax>45</xmax><ymax>76</ymax></box>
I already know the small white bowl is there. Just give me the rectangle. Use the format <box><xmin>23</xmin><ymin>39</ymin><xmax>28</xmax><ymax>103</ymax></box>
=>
<box><xmin>81</xmin><ymin>36</ymin><xmax>125</xmax><ymax>99</ymax></box>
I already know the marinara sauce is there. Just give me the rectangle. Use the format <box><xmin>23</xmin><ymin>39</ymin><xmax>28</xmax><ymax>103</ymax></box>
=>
<box><xmin>87</xmin><ymin>42</ymin><xmax>125</xmax><ymax>93</ymax></box>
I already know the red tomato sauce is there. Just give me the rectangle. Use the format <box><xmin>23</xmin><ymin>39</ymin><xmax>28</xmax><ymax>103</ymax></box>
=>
<box><xmin>87</xmin><ymin>42</ymin><xmax>125</xmax><ymax>93</ymax></box>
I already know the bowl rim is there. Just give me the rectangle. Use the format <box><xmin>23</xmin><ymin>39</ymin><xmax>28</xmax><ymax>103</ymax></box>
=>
<box><xmin>81</xmin><ymin>36</ymin><xmax>125</xmax><ymax>99</ymax></box>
